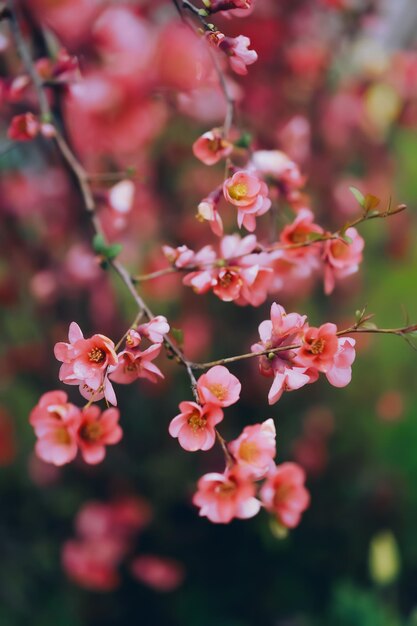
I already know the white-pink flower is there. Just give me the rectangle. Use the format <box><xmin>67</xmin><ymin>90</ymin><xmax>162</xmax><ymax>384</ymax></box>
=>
<box><xmin>168</xmin><ymin>401</ymin><xmax>223</xmax><ymax>451</ymax></box>
<box><xmin>229</xmin><ymin>419</ymin><xmax>276</xmax><ymax>479</ymax></box>
<box><xmin>197</xmin><ymin>365</ymin><xmax>241</xmax><ymax>407</ymax></box>
<box><xmin>193</xmin><ymin>467</ymin><xmax>261</xmax><ymax>523</ymax></box>
<box><xmin>223</xmin><ymin>170</ymin><xmax>271</xmax><ymax>231</ymax></box>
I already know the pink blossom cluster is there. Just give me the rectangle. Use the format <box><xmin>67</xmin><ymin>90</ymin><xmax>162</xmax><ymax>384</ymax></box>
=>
<box><xmin>163</xmin><ymin>222</ymin><xmax>364</xmax><ymax>303</ymax></box>
<box><xmin>168</xmin><ymin>367</ymin><xmax>309</xmax><ymax>527</ymax></box>
<box><xmin>29</xmin><ymin>390</ymin><xmax>122</xmax><ymax>466</ymax></box>
<box><xmin>62</xmin><ymin>497</ymin><xmax>184</xmax><ymax>592</ymax></box>
<box><xmin>193</xmin><ymin>419</ymin><xmax>310</xmax><ymax>528</ymax></box>
<box><xmin>54</xmin><ymin>318</ymin><xmax>168</xmax><ymax>407</ymax></box>
<box><xmin>252</xmin><ymin>303</ymin><xmax>356</xmax><ymax>404</ymax></box>
<box><xmin>169</xmin><ymin>366</ymin><xmax>240</xmax><ymax>451</ymax></box>
<box><xmin>29</xmin><ymin>316</ymin><xmax>169</xmax><ymax>467</ymax></box>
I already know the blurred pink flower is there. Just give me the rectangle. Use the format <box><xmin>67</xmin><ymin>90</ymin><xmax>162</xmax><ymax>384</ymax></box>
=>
<box><xmin>131</xmin><ymin>555</ymin><xmax>185</xmax><ymax>592</ymax></box>
<box><xmin>260</xmin><ymin>462</ymin><xmax>310</xmax><ymax>528</ymax></box>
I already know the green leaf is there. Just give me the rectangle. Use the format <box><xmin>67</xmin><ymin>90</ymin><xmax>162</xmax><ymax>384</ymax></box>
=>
<box><xmin>349</xmin><ymin>186</ymin><xmax>366</xmax><ymax>208</ymax></box>
<box><xmin>105</xmin><ymin>243</ymin><xmax>123</xmax><ymax>260</ymax></box>
<box><xmin>92</xmin><ymin>233</ymin><xmax>107</xmax><ymax>254</ymax></box>
<box><xmin>171</xmin><ymin>327</ymin><xmax>184</xmax><ymax>348</ymax></box>
<box><xmin>234</xmin><ymin>132</ymin><xmax>252</xmax><ymax>149</ymax></box>
<box><xmin>92</xmin><ymin>234</ymin><xmax>123</xmax><ymax>261</ymax></box>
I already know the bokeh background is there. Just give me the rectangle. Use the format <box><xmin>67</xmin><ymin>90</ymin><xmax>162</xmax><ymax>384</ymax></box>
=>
<box><xmin>1</xmin><ymin>0</ymin><xmax>417</xmax><ymax>624</ymax></box>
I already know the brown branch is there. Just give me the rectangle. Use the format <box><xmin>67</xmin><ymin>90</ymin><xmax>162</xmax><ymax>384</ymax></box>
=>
<box><xmin>189</xmin><ymin>323</ymin><xmax>417</xmax><ymax>370</ymax></box>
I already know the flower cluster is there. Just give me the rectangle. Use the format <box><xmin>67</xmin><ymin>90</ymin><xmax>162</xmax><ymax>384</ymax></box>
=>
<box><xmin>163</xmin><ymin>223</ymin><xmax>364</xmax><ymax>304</ymax></box>
<box><xmin>54</xmin><ymin>319</ymin><xmax>167</xmax><ymax>407</ymax></box>
<box><xmin>30</xmin><ymin>316</ymin><xmax>169</xmax><ymax>467</ymax></box>
<box><xmin>62</xmin><ymin>497</ymin><xmax>184</xmax><ymax>592</ymax></box>
<box><xmin>252</xmin><ymin>303</ymin><xmax>356</xmax><ymax>404</ymax></box>
<box><xmin>169</xmin><ymin>366</ymin><xmax>240</xmax><ymax>451</ymax></box>
<box><xmin>193</xmin><ymin>419</ymin><xmax>310</xmax><ymax>528</ymax></box>
<box><xmin>29</xmin><ymin>391</ymin><xmax>122</xmax><ymax>466</ymax></box>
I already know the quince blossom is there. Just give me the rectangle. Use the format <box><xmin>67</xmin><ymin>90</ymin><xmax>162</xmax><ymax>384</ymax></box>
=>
<box><xmin>193</xmin><ymin>467</ymin><xmax>261</xmax><ymax>523</ymax></box>
<box><xmin>196</xmin><ymin>365</ymin><xmax>241</xmax><ymax>407</ymax></box>
<box><xmin>29</xmin><ymin>390</ymin><xmax>80</xmax><ymax>466</ymax></box>
<box><xmin>192</xmin><ymin>128</ymin><xmax>233</xmax><ymax>165</ymax></box>
<box><xmin>260</xmin><ymin>463</ymin><xmax>310</xmax><ymax>529</ymax></box>
<box><xmin>109</xmin><ymin>344</ymin><xmax>164</xmax><ymax>385</ymax></box>
<box><xmin>229</xmin><ymin>419</ymin><xmax>276</xmax><ymax>479</ymax></box>
<box><xmin>77</xmin><ymin>405</ymin><xmax>122</xmax><ymax>464</ymax></box>
<box><xmin>252</xmin><ymin>303</ymin><xmax>310</xmax><ymax>405</ymax></box>
<box><xmin>322</xmin><ymin>228</ymin><xmax>364</xmax><ymax>294</ymax></box>
<box><xmin>223</xmin><ymin>171</ymin><xmax>271</xmax><ymax>231</ymax></box>
<box><xmin>169</xmin><ymin>401</ymin><xmax>224</xmax><ymax>452</ymax></box>
<box><xmin>54</xmin><ymin>322</ymin><xmax>118</xmax><ymax>403</ymax></box>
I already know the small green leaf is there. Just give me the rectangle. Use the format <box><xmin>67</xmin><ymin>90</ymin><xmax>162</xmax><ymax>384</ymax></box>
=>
<box><xmin>171</xmin><ymin>327</ymin><xmax>184</xmax><ymax>348</ymax></box>
<box><xmin>234</xmin><ymin>132</ymin><xmax>252</xmax><ymax>149</ymax></box>
<box><xmin>92</xmin><ymin>234</ymin><xmax>122</xmax><ymax>261</ymax></box>
<box><xmin>349</xmin><ymin>186</ymin><xmax>366</xmax><ymax>208</ymax></box>
<box><xmin>342</xmin><ymin>234</ymin><xmax>353</xmax><ymax>245</ymax></box>
<box><xmin>92</xmin><ymin>233</ymin><xmax>107</xmax><ymax>254</ymax></box>
<box><xmin>105</xmin><ymin>243</ymin><xmax>123</xmax><ymax>260</ymax></box>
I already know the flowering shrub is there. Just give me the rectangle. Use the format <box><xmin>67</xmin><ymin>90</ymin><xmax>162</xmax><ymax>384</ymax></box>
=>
<box><xmin>2</xmin><ymin>0</ymin><xmax>417</xmax><ymax>620</ymax></box>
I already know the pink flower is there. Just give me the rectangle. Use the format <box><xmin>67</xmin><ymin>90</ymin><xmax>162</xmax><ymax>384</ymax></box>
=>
<box><xmin>279</xmin><ymin>208</ymin><xmax>323</xmax><ymax>257</ymax></box>
<box><xmin>252</xmin><ymin>303</ymin><xmax>310</xmax><ymax>404</ymax></box>
<box><xmin>251</xmin><ymin>150</ymin><xmax>305</xmax><ymax>203</ymax></box>
<box><xmin>163</xmin><ymin>244</ymin><xmax>196</xmax><ymax>268</ymax></box>
<box><xmin>62</xmin><ymin>538</ymin><xmax>122</xmax><ymax>591</ymax></box>
<box><xmin>77</xmin><ymin>406</ymin><xmax>122</xmax><ymax>464</ymax></box>
<box><xmin>218</xmin><ymin>35</ymin><xmax>258</xmax><ymax>76</ymax></box>
<box><xmin>29</xmin><ymin>391</ymin><xmax>81</xmax><ymax>466</ymax></box>
<box><xmin>8</xmin><ymin>112</ymin><xmax>40</xmax><ymax>141</ymax></box>
<box><xmin>322</xmin><ymin>228</ymin><xmax>364</xmax><ymax>294</ymax></box>
<box><xmin>109</xmin><ymin>344</ymin><xmax>164</xmax><ymax>384</ymax></box>
<box><xmin>137</xmin><ymin>316</ymin><xmax>169</xmax><ymax>344</ymax></box>
<box><xmin>325</xmin><ymin>336</ymin><xmax>356</xmax><ymax>387</ymax></box>
<box><xmin>54</xmin><ymin>322</ymin><xmax>118</xmax><ymax>392</ymax></box>
<box><xmin>193</xmin><ymin>467</ymin><xmax>261</xmax><ymax>523</ymax></box>
<box><xmin>204</xmin><ymin>0</ymin><xmax>253</xmax><ymax>13</ymax></box>
<box><xmin>192</xmin><ymin>128</ymin><xmax>232</xmax><ymax>165</ymax></box>
<box><xmin>297</xmin><ymin>323</ymin><xmax>339</xmax><ymax>373</ymax></box>
<box><xmin>223</xmin><ymin>170</ymin><xmax>271</xmax><ymax>232</ymax></box>
<box><xmin>197</xmin><ymin>196</ymin><xmax>223</xmax><ymax>237</ymax></box>
<box><xmin>260</xmin><ymin>462</ymin><xmax>310</xmax><ymax>528</ymax></box>
<box><xmin>131</xmin><ymin>555</ymin><xmax>185</xmax><ymax>592</ymax></box>
<box><xmin>229</xmin><ymin>419</ymin><xmax>276</xmax><ymax>479</ymax></box>
<box><xmin>168</xmin><ymin>401</ymin><xmax>223</xmax><ymax>451</ymax></box>
<box><xmin>197</xmin><ymin>365</ymin><xmax>241</xmax><ymax>407</ymax></box>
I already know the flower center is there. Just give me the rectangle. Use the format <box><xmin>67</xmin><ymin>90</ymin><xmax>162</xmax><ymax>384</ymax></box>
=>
<box><xmin>188</xmin><ymin>411</ymin><xmax>207</xmax><ymax>432</ymax></box>
<box><xmin>331</xmin><ymin>240</ymin><xmax>348</xmax><ymax>258</ymax></box>
<box><xmin>80</xmin><ymin>421</ymin><xmax>102</xmax><ymax>442</ymax></box>
<box><xmin>239</xmin><ymin>441</ymin><xmax>258</xmax><ymax>463</ymax></box>
<box><xmin>219</xmin><ymin>271</ymin><xmax>235</xmax><ymax>288</ymax></box>
<box><xmin>228</xmin><ymin>183</ymin><xmax>248</xmax><ymax>201</ymax></box>
<box><xmin>208</xmin><ymin>383</ymin><xmax>227</xmax><ymax>401</ymax></box>
<box><xmin>88</xmin><ymin>347</ymin><xmax>106</xmax><ymax>363</ymax></box>
<box><xmin>215</xmin><ymin>480</ymin><xmax>236</xmax><ymax>497</ymax></box>
<box><xmin>54</xmin><ymin>427</ymin><xmax>71</xmax><ymax>445</ymax></box>
<box><xmin>309</xmin><ymin>338</ymin><xmax>325</xmax><ymax>355</ymax></box>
